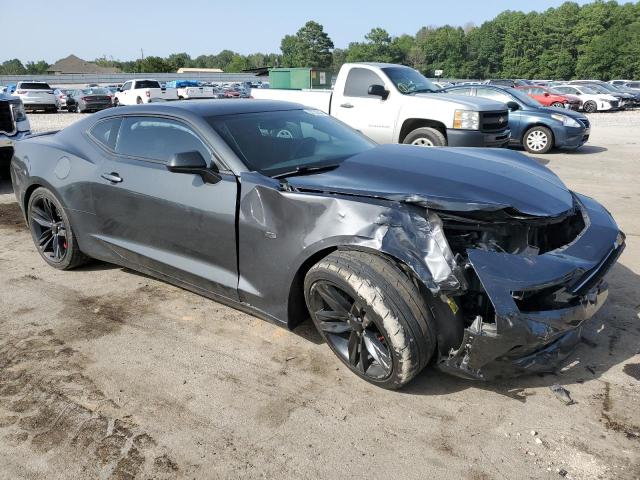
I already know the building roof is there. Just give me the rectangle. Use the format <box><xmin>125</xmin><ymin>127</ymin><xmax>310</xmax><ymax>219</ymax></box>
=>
<box><xmin>47</xmin><ymin>55</ymin><xmax>120</xmax><ymax>75</ymax></box>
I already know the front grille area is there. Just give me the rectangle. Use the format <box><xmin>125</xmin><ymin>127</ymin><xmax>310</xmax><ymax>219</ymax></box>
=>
<box><xmin>0</xmin><ymin>101</ymin><xmax>15</xmax><ymax>135</ymax></box>
<box><xmin>480</xmin><ymin>110</ymin><xmax>509</xmax><ymax>132</ymax></box>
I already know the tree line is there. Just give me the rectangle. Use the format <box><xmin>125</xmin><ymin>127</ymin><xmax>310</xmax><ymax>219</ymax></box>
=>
<box><xmin>2</xmin><ymin>1</ymin><xmax>639</xmax><ymax>80</ymax></box>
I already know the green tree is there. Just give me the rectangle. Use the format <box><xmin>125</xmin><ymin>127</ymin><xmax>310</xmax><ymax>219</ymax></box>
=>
<box><xmin>345</xmin><ymin>28</ymin><xmax>401</xmax><ymax>63</ymax></box>
<box><xmin>280</xmin><ymin>21</ymin><xmax>334</xmax><ymax>67</ymax></box>
<box><xmin>0</xmin><ymin>58</ymin><xmax>27</xmax><ymax>75</ymax></box>
<box><xmin>25</xmin><ymin>60</ymin><xmax>50</xmax><ymax>74</ymax></box>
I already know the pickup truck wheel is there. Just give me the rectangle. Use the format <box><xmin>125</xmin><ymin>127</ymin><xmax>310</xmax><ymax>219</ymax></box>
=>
<box><xmin>304</xmin><ymin>250</ymin><xmax>436</xmax><ymax>389</ymax></box>
<box><xmin>136</xmin><ymin>97</ymin><xmax>143</xmax><ymax>104</ymax></box>
<box><xmin>113</xmin><ymin>98</ymin><xmax>119</xmax><ymax>107</ymax></box>
<box><xmin>583</xmin><ymin>101</ymin><xmax>597</xmax><ymax>113</ymax></box>
<box><xmin>523</xmin><ymin>126</ymin><xmax>553</xmax><ymax>154</ymax></box>
<box><xmin>27</xmin><ymin>187</ymin><xmax>89</xmax><ymax>270</ymax></box>
<box><xmin>403</xmin><ymin>127</ymin><xmax>447</xmax><ymax>147</ymax></box>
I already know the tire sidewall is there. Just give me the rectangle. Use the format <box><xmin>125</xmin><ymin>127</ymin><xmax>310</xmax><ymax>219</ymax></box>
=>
<box><xmin>403</xmin><ymin>127</ymin><xmax>446</xmax><ymax>147</ymax></box>
<box><xmin>584</xmin><ymin>101</ymin><xmax>597</xmax><ymax>113</ymax></box>
<box><xmin>27</xmin><ymin>188</ymin><xmax>77</xmax><ymax>270</ymax></box>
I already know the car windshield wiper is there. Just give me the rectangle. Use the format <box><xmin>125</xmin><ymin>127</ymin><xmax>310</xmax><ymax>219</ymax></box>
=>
<box><xmin>270</xmin><ymin>164</ymin><xmax>341</xmax><ymax>180</ymax></box>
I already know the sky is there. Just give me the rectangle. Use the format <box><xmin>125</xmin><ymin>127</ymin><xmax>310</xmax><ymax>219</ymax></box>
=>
<box><xmin>4</xmin><ymin>0</ymin><xmax>600</xmax><ymax>64</ymax></box>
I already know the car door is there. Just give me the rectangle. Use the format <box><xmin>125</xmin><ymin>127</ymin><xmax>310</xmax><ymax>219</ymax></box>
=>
<box><xmin>475</xmin><ymin>87</ymin><xmax>524</xmax><ymax>141</ymax></box>
<box><xmin>331</xmin><ymin>67</ymin><xmax>396</xmax><ymax>144</ymax></box>
<box><xmin>90</xmin><ymin>115</ymin><xmax>240</xmax><ymax>300</ymax></box>
<box><xmin>120</xmin><ymin>81</ymin><xmax>132</xmax><ymax>103</ymax></box>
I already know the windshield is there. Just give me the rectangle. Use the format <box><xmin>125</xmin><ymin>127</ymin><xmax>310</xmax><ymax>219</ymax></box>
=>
<box><xmin>382</xmin><ymin>67</ymin><xmax>439</xmax><ymax>94</ymax></box>
<box><xmin>208</xmin><ymin>109</ymin><xmax>375</xmax><ymax>177</ymax></box>
<box><xmin>81</xmin><ymin>88</ymin><xmax>108</xmax><ymax>95</ymax></box>
<box><xmin>580</xmin><ymin>86</ymin><xmax>600</xmax><ymax>94</ymax></box>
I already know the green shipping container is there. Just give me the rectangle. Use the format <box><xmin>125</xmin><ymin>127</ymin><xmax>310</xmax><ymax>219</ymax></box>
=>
<box><xmin>269</xmin><ymin>68</ymin><xmax>332</xmax><ymax>90</ymax></box>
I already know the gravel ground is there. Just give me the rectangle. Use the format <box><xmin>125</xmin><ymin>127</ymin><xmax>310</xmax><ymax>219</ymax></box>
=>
<box><xmin>0</xmin><ymin>110</ymin><xmax>639</xmax><ymax>480</ymax></box>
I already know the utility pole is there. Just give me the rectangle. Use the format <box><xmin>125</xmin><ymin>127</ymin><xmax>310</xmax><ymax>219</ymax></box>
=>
<box><xmin>141</xmin><ymin>48</ymin><xmax>144</xmax><ymax>61</ymax></box>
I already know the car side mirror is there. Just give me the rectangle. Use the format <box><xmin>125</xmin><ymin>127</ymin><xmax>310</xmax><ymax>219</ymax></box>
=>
<box><xmin>167</xmin><ymin>151</ymin><xmax>221</xmax><ymax>184</ymax></box>
<box><xmin>117</xmin><ymin>88</ymin><xmax>122</xmax><ymax>92</ymax></box>
<box><xmin>543</xmin><ymin>92</ymin><xmax>550</xmax><ymax>97</ymax></box>
<box><xmin>368</xmin><ymin>84</ymin><xmax>389</xmax><ymax>100</ymax></box>
<box><xmin>506</xmin><ymin>101</ymin><xmax>520</xmax><ymax>111</ymax></box>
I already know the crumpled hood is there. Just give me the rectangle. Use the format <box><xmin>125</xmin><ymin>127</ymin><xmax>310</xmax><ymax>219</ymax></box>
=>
<box><xmin>287</xmin><ymin>145</ymin><xmax>575</xmax><ymax>217</ymax></box>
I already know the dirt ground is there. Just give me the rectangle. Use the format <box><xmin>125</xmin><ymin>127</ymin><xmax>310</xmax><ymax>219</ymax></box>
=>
<box><xmin>0</xmin><ymin>112</ymin><xmax>639</xmax><ymax>480</ymax></box>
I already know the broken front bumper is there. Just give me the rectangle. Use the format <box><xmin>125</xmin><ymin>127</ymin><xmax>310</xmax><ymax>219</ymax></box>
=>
<box><xmin>438</xmin><ymin>194</ymin><xmax>625</xmax><ymax>380</ymax></box>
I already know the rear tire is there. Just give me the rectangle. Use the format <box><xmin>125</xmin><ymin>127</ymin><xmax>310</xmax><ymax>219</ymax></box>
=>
<box><xmin>551</xmin><ymin>101</ymin><xmax>564</xmax><ymax>108</ymax></box>
<box><xmin>304</xmin><ymin>250</ymin><xmax>436</xmax><ymax>389</ymax></box>
<box><xmin>113</xmin><ymin>98</ymin><xmax>120</xmax><ymax>107</ymax></box>
<box><xmin>27</xmin><ymin>187</ymin><xmax>89</xmax><ymax>270</ymax></box>
<box><xmin>403</xmin><ymin>127</ymin><xmax>447</xmax><ymax>147</ymax></box>
<box><xmin>523</xmin><ymin>125</ymin><xmax>553</xmax><ymax>154</ymax></box>
<box><xmin>583</xmin><ymin>101</ymin><xmax>597</xmax><ymax>113</ymax></box>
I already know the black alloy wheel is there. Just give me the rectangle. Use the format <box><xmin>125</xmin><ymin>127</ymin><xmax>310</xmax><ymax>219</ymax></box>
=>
<box><xmin>308</xmin><ymin>280</ymin><xmax>393</xmax><ymax>380</ymax></box>
<box><xmin>27</xmin><ymin>187</ymin><xmax>88</xmax><ymax>270</ymax></box>
<box><xmin>29</xmin><ymin>195</ymin><xmax>68</xmax><ymax>263</ymax></box>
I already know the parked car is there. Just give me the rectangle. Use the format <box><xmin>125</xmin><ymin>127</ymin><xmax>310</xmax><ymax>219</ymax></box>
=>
<box><xmin>54</xmin><ymin>88</ymin><xmax>71</xmax><ymax>110</ymax></box>
<box><xmin>0</xmin><ymin>92</ymin><xmax>30</xmax><ymax>171</ymax></box>
<box><xmin>486</xmin><ymin>79</ymin><xmax>517</xmax><ymax>87</ymax></box>
<box><xmin>165</xmin><ymin>80</ymin><xmax>217</xmax><ymax>99</ymax></box>
<box><xmin>114</xmin><ymin>79</ymin><xmax>178</xmax><ymax>106</ymax></box>
<box><xmin>517</xmin><ymin>85</ymin><xmax>581</xmax><ymax>110</ymax></box>
<box><xmin>609</xmin><ymin>79</ymin><xmax>633</xmax><ymax>86</ymax></box>
<box><xmin>13</xmin><ymin>81</ymin><xmax>58</xmax><ymax>113</ymax></box>
<box><xmin>443</xmin><ymin>84</ymin><xmax>590</xmax><ymax>153</ymax></box>
<box><xmin>569</xmin><ymin>81</ymin><xmax>633</xmax><ymax>109</ymax></box>
<box><xmin>10</xmin><ymin>100</ymin><xmax>625</xmax><ymax>387</ymax></box>
<box><xmin>624</xmin><ymin>81</ymin><xmax>640</xmax><ymax>91</ymax></box>
<box><xmin>253</xmin><ymin>63</ymin><xmax>511</xmax><ymax>148</ymax></box>
<box><xmin>67</xmin><ymin>88</ymin><xmax>113</xmax><ymax>113</ymax></box>
<box><xmin>553</xmin><ymin>85</ymin><xmax>619</xmax><ymax>112</ymax></box>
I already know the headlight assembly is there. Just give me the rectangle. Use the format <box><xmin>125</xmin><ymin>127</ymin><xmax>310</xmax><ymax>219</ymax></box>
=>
<box><xmin>10</xmin><ymin>101</ymin><xmax>27</xmax><ymax>122</ymax></box>
<box><xmin>453</xmin><ymin>110</ymin><xmax>480</xmax><ymax>130</ymax></box>
<box><xmin>551</xmin><ymin>113</ymin><xmax>581</xmax><ymax>128</ymax></box>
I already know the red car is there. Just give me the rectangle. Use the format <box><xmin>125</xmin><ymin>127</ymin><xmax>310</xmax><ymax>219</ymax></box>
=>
<box><xmin>517</xmin><ymin>86</ymin><xmax>581</xmax><ymax>110</ymax></box>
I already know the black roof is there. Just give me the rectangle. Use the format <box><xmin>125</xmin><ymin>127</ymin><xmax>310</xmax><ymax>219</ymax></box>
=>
<box><xmin>100</xmin><ymin>99</ymin><xmax>304</xmax><ymax>119</ymax></box>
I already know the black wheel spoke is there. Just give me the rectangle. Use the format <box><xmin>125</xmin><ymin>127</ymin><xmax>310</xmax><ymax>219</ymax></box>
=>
<box><xmin>316</xmin><ymin>283</ymin><xmax>351</xmax><ymax>315</ymax></box>
<box><xmin>40</xmin><ymin>232</ymin><xmax>54</xmax><ymax>251</ymax></box>
<box><xmin>318</xmin><ymin>320</ymin><xmax>352</xmax><ymax>334</ymax></box>
<box><xmin>31</xmin><ymin>206</ymin><xmax>53</xmax><ymax>227</ymax></box>
<box><xmin>348</xmin><ymin>330</ymin><xmax>360</xmax><ymax>367</ymax></box>
<box><xmin>363</xmin><ymin>331</ymin><xmax>392</xmax><ymax>375</ymax></box>
<box><xmin>359</xmin><ymin>335</ymin><xmax>370</xmax><ymax>373</ymax></box>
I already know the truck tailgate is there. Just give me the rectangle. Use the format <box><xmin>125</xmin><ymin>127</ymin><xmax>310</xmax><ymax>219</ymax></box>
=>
<box><xmin>251</xmin><ymin>89</ymin><xmax>333</xmax><ymax>113</ymax></box>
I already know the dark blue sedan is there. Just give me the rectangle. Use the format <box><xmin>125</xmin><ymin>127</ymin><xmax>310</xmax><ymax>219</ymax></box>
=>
<box><xmin>444</xmin><ymin>85</ymin><xmax>590</xmax><ymax>154</ymax></box>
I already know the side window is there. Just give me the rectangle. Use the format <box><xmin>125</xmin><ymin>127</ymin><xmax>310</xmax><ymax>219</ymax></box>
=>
<box><xmin>115</xmin><ymin>116</ymin><xmax>211</xmax><ymax>163</ymax></box>
<box><xmin>531</xmin><ymin>88</ymin><xmax>544</xmax><ymax>95</ymax></box>
<box><xmin>476</xmin><ymin>88</ymin><xmax>512</xmax><ymax>104</ymax></box>
<box><xmin>556</xmin><ymin>87</ymin><xmax>572</xmax><ymax>94</ymax></box>
<box><xmin>121</xmin><ymin>82</ymin><xmax>132</xmax><ymax>91</ymax></box>
<box><xmin>343</xmin><ymin>68</ymin><xmax>385</xmax><ymax>98</ymax></box>
<box><xmin>89</xmin><ymin>118</ymin><xmax>122</xmax><ymax>150</ymax></box>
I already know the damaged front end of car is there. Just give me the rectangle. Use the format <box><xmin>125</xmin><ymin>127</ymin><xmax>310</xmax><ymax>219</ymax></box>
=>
<box><xmin>413</xmin><ymin>193</ymin><xmax>625</xmax><ymax>380</ymax></box>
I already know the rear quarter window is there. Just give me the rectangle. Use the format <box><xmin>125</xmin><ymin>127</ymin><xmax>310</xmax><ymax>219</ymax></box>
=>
<box><xmin>89</xmin><ymin>118</ymin><xmax>122</xmax><ymax>151</ymax></box>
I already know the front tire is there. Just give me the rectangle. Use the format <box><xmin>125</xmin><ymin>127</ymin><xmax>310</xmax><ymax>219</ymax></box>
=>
<box><xmin>523</xmin><ymin>125</ymin><xmax>553</xmax><ymax>154</ymax></box>
<box><xmin>304</xmin><ymin>251</ymin><xmax>436</xmax><ymax>389</ymax></box>
<box><xmin>136</xmin><ymin>97</ymin><xmax>143</xmax><ymax>104</ymax></box>
<box><xmin>27</xmin><ymin>187</ymin><xmax>89</xmax><ymax>270</ymax></box>
<box><xmin>583</xmin><ymin>101</ymin><xmax>597</xmax><ymax>113</ymax></box>
<box><xmin>403</xmin><ymin>127</ymin><xmax>447</xmax><ymax>147</ymax></box>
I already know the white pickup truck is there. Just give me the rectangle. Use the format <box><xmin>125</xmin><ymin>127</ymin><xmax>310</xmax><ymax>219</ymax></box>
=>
<box><xmin>166</xmin><ymin>80</ymin><xmax>218</xmax><ymax>99</ymax></box>
<box><xmin>252</xmin><ymin>63</ymin><xmax>511</xmax><ymax>147</ymax></box>
<box><xmin>114</xmin><ymin>79</ymin><xmax>178</xmax><ymax>106</ymax></box>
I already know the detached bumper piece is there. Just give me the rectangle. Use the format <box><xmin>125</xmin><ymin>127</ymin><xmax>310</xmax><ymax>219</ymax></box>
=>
<box><xmin>439</xmin><ymin>195</ymin><xmax>625</xmax><ymax>380</ymax></box>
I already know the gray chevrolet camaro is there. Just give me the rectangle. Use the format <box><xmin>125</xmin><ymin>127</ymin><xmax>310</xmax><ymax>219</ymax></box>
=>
<box><xmin>10</xmin><ymin>100</ymin><xmax>625</xmax><ymax>389</ymax></box>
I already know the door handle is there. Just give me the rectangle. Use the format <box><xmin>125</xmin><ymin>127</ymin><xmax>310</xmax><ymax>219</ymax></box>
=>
<box><xmin>101</xmin><ymin>172</ymin><xmax>123</xmax><ymax>183</ymax></box>
<box><xmin>340</xmin><ymin>103</ymin><xmax>354</xmax><ymax>108</ymax></box>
